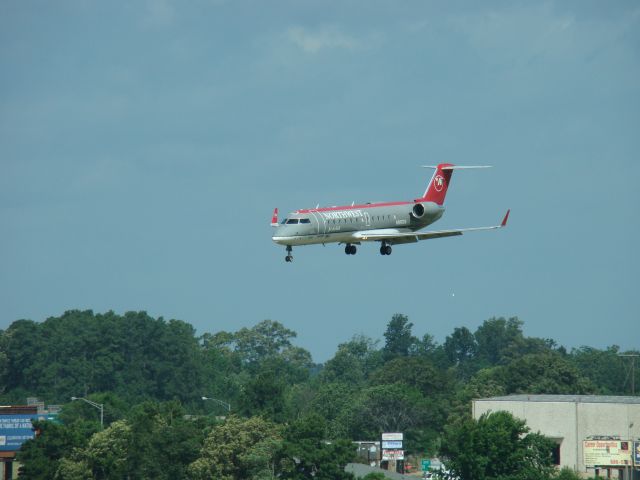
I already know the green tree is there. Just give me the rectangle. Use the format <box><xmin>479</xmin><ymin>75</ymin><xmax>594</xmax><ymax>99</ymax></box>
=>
<box><xmin>474</xmin><ymin>317</ymin><xmax>525</xmax><ymax>366</ymax></box>
<box><xmin>69</xmin><ymin>419</ymin><xmax>132</xmax><ymax>480</ymax></box>
<box><xmin>444</xmin><ymin>327</ymin><xmax>477</xmax><ymax>364</ymax></box>
<box><xmin>17</xmin><ymin>420</ymin><xmax>89</xmax><ymax>480</ymax></box>
<box><xmin>188</xmin><ymin>416</ymin><xmax>282</xmax><ymax>480</ymax></box>
<box><xmin>241</xmin><ymin>370</ymin><xmax>287</xmax><ymax>421</ymax></box>
<box><xmin>278</xmin><ymin>414</ymin><xmax>355</xmax><ymax>480</ymax></box>
<box><xmin>321</xmin><ymin>335</ymin><xmax>381</xmax><ymax>385</ymax></box>
<box><xmin>569</xmin><ymin>346</ymin><xmax>635</xmax><ymax>395</ymax></box>
<box><xmin>310</xmin><ymin>382</ymin><xmax>357</xmax><ymax>438</ymax></box>
<box><xmin>503</xmin><ymin>352</ymin><xmax>596</xmax><ymax>394</ymax></box>
<box><xmin>440</xmin><ymin>411</ymin><xmax>556</xmax><ymax>480</ymax></box>
<box><xmin>50</xmin><ymin>401</ymin><xmax>206</xmax><ymax>480</ymax></box>
<box><xmin>343</xmin><ymin>384</ymin><xmax>426</xmax><ymax>439</ymax></box>
<box><xmin>1</xmin><ymin>310</ymin><xmax>207</xmax><ymax>404</ymax></box>
<box><xmin>447</xmin><ymin>368</ymin><xmax>507</xmax><ymax>424</ymax></box>
<box><xmin>124</xmin><ymin>401</ymin><xmax>205</xmax><ymax>479</ymax></box>
<box><xmin>0</xmin><ymin>329</ymin><xmax>8</xmax><ymax>395</ymax></box>
<box><xmin>370</xmin><ymin>356</ymin><xmax>450</xmax><ymax>396</ymax></box>
<box><xmin>234</xmin><ymin>320</ymin><xmax>298</xmax><ymax>366</ymax></box>
<box><xmin>382</xmin><ymin>314</ymin><xmax>415</xmax><ymax>361</ymax></box>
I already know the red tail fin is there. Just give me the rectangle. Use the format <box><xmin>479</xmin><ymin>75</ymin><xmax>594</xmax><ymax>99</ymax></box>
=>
<box><xmin>270</xmin><ymin>208</ymin><xmax>279</xmax><ymax>227</ymax></box>
<box><xmin>418</xmin><ymin>164</ymin><xmax>492</xmax><ymax>205</ymax></box>
<box><xmin>420</xmin><ymin>163</ymin><xmax>454</xmax><ymax>205</ymax></box>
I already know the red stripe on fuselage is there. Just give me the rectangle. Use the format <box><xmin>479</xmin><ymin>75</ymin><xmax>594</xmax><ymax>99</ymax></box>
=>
<box><xmin>296</xmin><ymin>201</ymin><xmax>412</xmax><ymax>214</ymax></box>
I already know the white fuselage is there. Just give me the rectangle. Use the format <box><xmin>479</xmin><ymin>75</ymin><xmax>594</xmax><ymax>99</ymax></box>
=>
<box><xmin>272</xmin><ymin>201</ymin><xmax>444</xmax><ymax>246</ymax></box>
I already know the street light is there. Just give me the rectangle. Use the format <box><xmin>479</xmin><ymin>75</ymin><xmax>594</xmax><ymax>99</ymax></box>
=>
<box><xmin>201</xmin><ymin>396</ymin><xmax>231</xmax><ymax>413</ymax></box>
<box><xmin>71</xmin><ymin>396</ymin><xmax>104</xmax><ymax>429</ymax></box>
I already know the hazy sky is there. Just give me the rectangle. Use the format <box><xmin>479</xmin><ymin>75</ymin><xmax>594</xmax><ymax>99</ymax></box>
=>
<box><xmin>2</xmin><ymin>1</ymin><xmax>639</xmax><ymax>362</ymax></box>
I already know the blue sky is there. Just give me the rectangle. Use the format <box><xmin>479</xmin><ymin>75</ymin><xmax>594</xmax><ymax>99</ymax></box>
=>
<box><xmin>2</xmin><ymin>1</ymin><xmax>638</xmax><ymax>362</ymax></box>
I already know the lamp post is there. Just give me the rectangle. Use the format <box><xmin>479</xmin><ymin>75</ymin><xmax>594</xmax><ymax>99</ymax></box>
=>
<box><xmin>71</xmin><ymin>396</ymin><xmax>104</xmax><ymax>429</ymax></box>
<box><xmin>201</xmin><ymin>396</ymin><xmax>231</xmax><ymax>414</ymax></box>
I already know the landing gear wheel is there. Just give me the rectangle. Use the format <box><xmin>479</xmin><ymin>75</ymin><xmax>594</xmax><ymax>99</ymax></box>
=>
<box><xmin>345</xmin><ymin>244</ymin><xmax>357</xmax><ymax>255</ymax></box>
<box><xmin>285</xmin><ymin>246</ymin><xmax>293</xmax><ymax>263</ymax></box>
<box><xmin>380</xmin><ymin>243</ymin><xmax>392</xmax><ymax>255</ymax></box>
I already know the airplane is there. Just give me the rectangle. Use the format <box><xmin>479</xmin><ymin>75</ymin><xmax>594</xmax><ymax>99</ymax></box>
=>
<box><xmin>271</xmin><ymin>163</ymin><xmax>509</xmax><ymax>262</ymax></box>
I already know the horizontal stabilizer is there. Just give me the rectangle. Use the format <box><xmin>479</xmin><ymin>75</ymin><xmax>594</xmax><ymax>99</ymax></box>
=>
<box><xmin>422</xmin><ymin>165</ymin><xmax>492</xmax><ymax>170</ymax></box>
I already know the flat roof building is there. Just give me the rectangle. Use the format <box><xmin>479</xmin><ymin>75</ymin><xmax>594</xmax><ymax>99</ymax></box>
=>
<box><xmin>473</xmin><ymin>395</ymin><xmax>640</xmax><ymax>479</ymax></box>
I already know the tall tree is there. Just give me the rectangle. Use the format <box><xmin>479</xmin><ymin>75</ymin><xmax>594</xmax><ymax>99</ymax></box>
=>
<box><xmin>17</xmin><ymin>420</ymin><xmax>90</xmax><ymax>480</ymax></box>
<box><xmin>444</xmin><ymin>326</ymin><xmax>478</xmax><ymax>378</ymax></box>
<box><xmin>503</xmin><ymin>352</ymin><xmax>596</xmax><ymax>394</ymax></box>
<box><xmin>188</xmin><ymin>416</ymin><xmax>282</xmax><ymax>480</ymax></box>
<box><xmin>279</xmin><ymin>414</ymin><xmax>355</xmax><ymax>480</ymax></box>
<box><xmin>370</xmin><ymin>356</ymin><xmax>450</xmax><ymax>396</ymax></box>
<box><xmin>382</xmin><ymin>314</ymin><xmax>415</xmax><ymax>361</ymax></box>
<box><xmin>570</xmin><ymin>346</ymin><xmax>635</xmax><ymax>395</ymax></box>
<box><xmin>474</xmin><ymin>317</ymin><xmax>525</xmax><ymax>366</ymax></box>
<box><xmin>1</xmin><ymin>310</ymin><xmax>207</xmax><ymax>403</ymax></box>
<box><xmin>234</xmin><ymin>320</ymin><xmax>297</xmax><ymax>366</ymax></box>
<box><xmin>343</xmin><ymin>384</ymin><xmax>426</xmax><ymax>439</ymax></box>
<box><xmin>441</xmin><ymin>411</ymin><xmax>556</xmax><ymax>480</ymax></box>
<box><xmin>321</xmin><ymin>335</ymin><xmax>381</xmax><ymax>385</ymax></box>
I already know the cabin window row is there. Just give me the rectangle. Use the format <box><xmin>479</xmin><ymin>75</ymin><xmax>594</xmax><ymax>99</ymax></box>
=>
<box><xmin>283</xmin><ymin>215</ymin><xmax>394</xmax><ymax>225</ymax></box>
<box><xmin>282</xmin><ymin>218</ymin><xmax>311</xmax><ymax>224</ymax></box>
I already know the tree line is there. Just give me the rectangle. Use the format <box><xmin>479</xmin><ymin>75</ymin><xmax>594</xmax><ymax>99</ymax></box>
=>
<box><xmin>0</xmin><ymin>310</ymin><xmax>637</xmax><ymax>479</ymax></box>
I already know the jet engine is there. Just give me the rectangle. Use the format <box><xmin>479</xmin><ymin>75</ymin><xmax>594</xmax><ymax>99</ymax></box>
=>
<box><xmin>411</xmin><ymin>203</ymin><xmax>426</xmax><ymax>219</ymax></box>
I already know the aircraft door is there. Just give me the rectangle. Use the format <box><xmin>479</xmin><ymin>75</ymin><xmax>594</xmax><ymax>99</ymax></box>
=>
<box><xmin>310</xmin><ymin>211</ymin><xmax>324</xmax><ymax>235</ymax></box>
<box><xmin>363</xmin><ymin>211</ymin><xmax>371</xmax><ymax>227</ymax></box>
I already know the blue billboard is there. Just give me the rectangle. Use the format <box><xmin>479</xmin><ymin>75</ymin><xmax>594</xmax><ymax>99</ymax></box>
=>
<box><xmin>635</xmin><ymin>441</ymin><xmax>640</xmax><ymax>466</ymax></box>
<box><xmin>0</xmin><ymin>414</ymin><xmax>40</xmax><ymax>451</ymax></box>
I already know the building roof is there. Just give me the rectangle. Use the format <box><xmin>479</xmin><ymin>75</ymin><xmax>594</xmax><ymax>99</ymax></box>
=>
<box><xmin>474</xmin><ymin>394</ymin><xmax>640</xmax><ymax>404</ymax></box>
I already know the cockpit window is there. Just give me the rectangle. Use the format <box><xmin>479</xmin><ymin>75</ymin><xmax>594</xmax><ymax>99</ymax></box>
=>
<box><xmin>300</xmin><ymin>218</ymin><xmax>311</xmax><ymax>224</ymax></box>
<box><xmin>286</xmin><ymin>219</ymin><xmax>299</xmax><ymax>224</ymax></box>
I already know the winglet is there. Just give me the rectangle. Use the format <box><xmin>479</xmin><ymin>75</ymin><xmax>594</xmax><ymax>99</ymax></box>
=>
<box><xmin>271</xmin><ymin>208</ymin><xmax>279</xmax><ymax>227</ymax></box>
<box><xmin>501</xmin><ymin>209</ymin><xmax>510</xmax><ymax>227</ymax></box>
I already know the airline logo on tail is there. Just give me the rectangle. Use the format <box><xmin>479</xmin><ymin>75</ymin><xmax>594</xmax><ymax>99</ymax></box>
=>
<box><xmin>434</xmin><ymin>175</ymin><xmax>445</xmax><ymax>192</ymax></box>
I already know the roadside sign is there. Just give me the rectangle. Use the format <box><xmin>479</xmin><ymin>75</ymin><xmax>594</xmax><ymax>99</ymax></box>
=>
<box><xmin>421</xmin><ymin>459</ymin><xmax>431</xmax><ymax>471</ymax></box>
<box><xmin>583</xmin><ymin>440</ymin><xmax>632</xmax><ymax>467</ymax></box>
<box><xmin>382</xmin><ymin>440</ymin><xmax>403</xmax><ymax>449</ymax></box>
<box><xmin>382</xmin><ymin>449</ymin><xmax>404</xmax><ymax>461</ymax></box>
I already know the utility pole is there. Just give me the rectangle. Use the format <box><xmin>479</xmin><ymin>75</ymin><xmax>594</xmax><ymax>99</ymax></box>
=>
<box><xmin>618</xmin><ymin>354</ymin><xmax>638</xmax><ymax>395</ymax></box>
<box><xmin>71</xmin><ymin>396</ymin><xmax>104</xmax><ymax>429</ymax></box>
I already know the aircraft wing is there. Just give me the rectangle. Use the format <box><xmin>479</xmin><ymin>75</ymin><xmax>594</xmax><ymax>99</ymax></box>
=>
<box><xmin>353</xmin><ymin>210</ymin><xmax>510</xmax><ymax>245</ymax></box>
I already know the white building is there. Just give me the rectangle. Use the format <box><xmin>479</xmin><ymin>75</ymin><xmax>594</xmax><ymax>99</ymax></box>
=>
<box><xmin>472</xmin><ymin>395</ymin><xmax>640</xmax><ymax>478</ymax></box>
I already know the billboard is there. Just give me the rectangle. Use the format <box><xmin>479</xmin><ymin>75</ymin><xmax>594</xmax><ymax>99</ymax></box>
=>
<box><xmin>382</xmin><ymin>449</ymin><xmax>404</xmax><ymax>461</ymax></box>
<box><xmin>381</xmin><ymin>433</ymin><xmax>403</xmax><ymax>441</ymax></box>
<box><xmin>382</xmin><ymin>440</ymin><xmax>403</xmax><ymax>449</ymax></box>
<box><xmin>0</xmin><ymin>414</ymin><xmax>39</xmax><ymax>451</ymax></box>
<box><xmin>635</xmin><ymin>442</ymin><xmax>640</xmax><ymax>466</ymax></box>
<box><xmin>583</xmin><ymin>440</ymin><xmax>632</xmax><ymax>467</ymax></box>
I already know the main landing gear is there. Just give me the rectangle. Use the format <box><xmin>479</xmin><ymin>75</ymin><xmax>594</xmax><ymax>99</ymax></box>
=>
<box><xmin>379</xmin><ymin>242</ymin><xmax>392</xmax><ymax>256</ymax></box>
<box><xmin>285</xmin><ymin>245</ymin><xmax>293</xmax><ymax>262</ymax></box>
<box><xmin>344</xmin><ymin>244</ymin><xmax>357</xmax><ymax>255</ymax></box>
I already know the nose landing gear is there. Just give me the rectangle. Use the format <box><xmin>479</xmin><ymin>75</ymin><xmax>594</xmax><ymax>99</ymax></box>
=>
<box><xmin>285</xmin><ymin>245</ymin><xmax>293</xmax><ymax>262</ymax></box>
